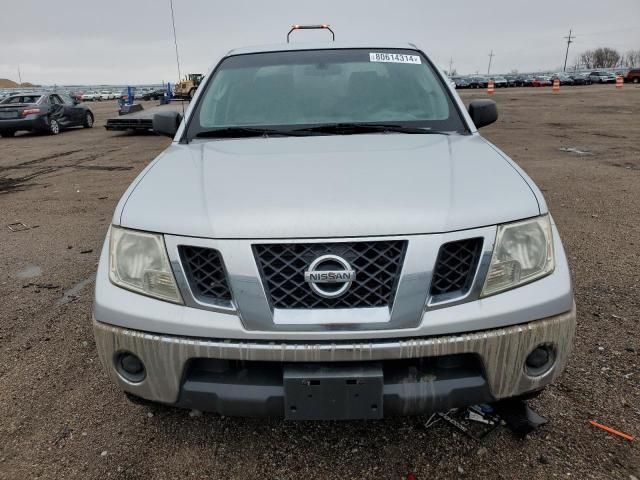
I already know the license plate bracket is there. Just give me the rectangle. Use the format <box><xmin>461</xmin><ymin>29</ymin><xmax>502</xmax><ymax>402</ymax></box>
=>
<box><xmin>283</xmin><ymin>364</ymin><xmax>383</xmax><ymax>420</ymax></box>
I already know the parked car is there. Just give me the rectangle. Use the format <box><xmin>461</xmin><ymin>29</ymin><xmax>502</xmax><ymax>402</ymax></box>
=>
<box><xmin>452</xmin><ymin>77</ymin><xmax>470</xmax><ymax>89</ymax></box>
<box><xmin>81</xmin><ymin>91</ymin><xmax>101</xmax><ymax>101</ymax></box>
<box><xmin>93</xmin><ymin>40</ymin><xmax>575</xmax><ymax>420</ymax></box>
<box><xmin>0</xmin><ymin>92</ymin><xmax>94</xmax><ymax>137</ymax></box>
<box><xmin>569</xmin><ymin>73</ymin><xmax>591</xmax><ymax>85</ymax></box>
<box><xmin>100</xmin><ymin>90</ymin><xmax>116</xmax><ymax>100</ymax></box>
<box><xmin>588</xmin><ymin>71</ymin><xmax>616</xmax><ymax>84</ymax></box>
<box><xmin>467</xmin><ymin>75</ymin><xmax>488</xmax><ymax>88</ymax></box>
<box><xmin>550</xmin><ymin>73</ymin><xmax>574</xmax><ymax>86</ymax></box>
<box><xmin>532</xmin><ymin>76</ymin><xmax>552</xmax><ymax>87</ymax></box>
<box><xmin>519</xmin><ymin>75</ymin><xmax>535</xmax><ymax>87</ymax></box>
<box><xmin>624</xmin><ymin>68</ymin><xmax>640</xmax><ymax>84</ymax></box>
<box><xmin>490</xmin><ymin>76</ymin><xmax>508</xmax><ymax>88</ymax></box>
<box><xmin>68</xmin><ymin>91</ymin><xmax>84</xmax><ymax>102</ymax></box>
<box><xmin>142</xmin><ymin>88</ymin><xmax>167</xmax><ymax>101</ymax></box>
<box><xmin>503</xmin><ymin>75</ymin><xmax>520</xmax><ymax>87</ymax></box>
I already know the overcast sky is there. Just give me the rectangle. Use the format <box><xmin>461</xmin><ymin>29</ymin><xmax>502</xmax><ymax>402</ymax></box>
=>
<box><xmin>1</xmin><ymin>0</ymin><xmax>638</xmax><ymax>85</ymax></box>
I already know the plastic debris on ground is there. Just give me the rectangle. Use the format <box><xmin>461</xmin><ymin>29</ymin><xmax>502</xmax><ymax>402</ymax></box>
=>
<box><xmin>425</xmin><ymin>400</ymin><xmax>549</xmax><ymax>440</ymax></box>
<box><xmin>7</xmin><ymin>222</ymin><xmax>38</xmax><ymax>232</ymax></box>
<box><xmin>589</xmin><ymin>420</ymin><xmax>634</xmax><ymax>441</ymax></box>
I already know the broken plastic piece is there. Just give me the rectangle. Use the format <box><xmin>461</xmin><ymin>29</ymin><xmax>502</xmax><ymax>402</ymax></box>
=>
<box><xmin>493</xmin><ymin>399</ymin><xmax>547</xmax><ymax>436</ymax></box>
<box><xmin>7</xmin><ymin>222</ymin><xmax>29</xmax><ymax>232</ymax></box>
<box><xmin>438</xmin><ymin>408</ymin><xmax>500</xmax><ymax>440</ymax></box>
<box><xmin>589</xmin><ymin>421</ymin><xmax>634</xmax><ymax>441</ymax></box>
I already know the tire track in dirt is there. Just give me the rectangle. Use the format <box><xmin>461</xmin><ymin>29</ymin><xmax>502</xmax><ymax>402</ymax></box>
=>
<box><xmin>0</xmin><ymin>148</ymin><xmax>129</xmax><ymax>194</ymax></box>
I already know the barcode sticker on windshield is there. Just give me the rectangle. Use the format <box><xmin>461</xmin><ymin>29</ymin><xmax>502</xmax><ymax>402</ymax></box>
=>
<box><xmin>369</xmin><ymin>53</ymin><xmax>421</xmax><ymax>64</ymax></box>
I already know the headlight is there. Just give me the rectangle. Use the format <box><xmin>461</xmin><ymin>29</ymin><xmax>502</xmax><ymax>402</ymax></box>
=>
<box><xmin>481</xmin><ymin>215</ymin><xmax>554</xmax><ymax>297</ymax></box>
<box><xmin>109</xmin><ymin>226</ymin><xmax>183</xmax><ymax>304</ymax></box>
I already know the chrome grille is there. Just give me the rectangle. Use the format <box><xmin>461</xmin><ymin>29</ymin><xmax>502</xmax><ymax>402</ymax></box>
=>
<box><xmin>254</xmin><ymin>241</ymin><xmax>407</xmax><ymax>309</ymax></box>
<box><xmin>430</xmin><ymin>238</ymin><xmax>483</xmax><ymax>297</ymax></box>
<box><xmin>179</xmin><ymin>246</ymin><xmax>232</xmax><ymax>303</ymax></box>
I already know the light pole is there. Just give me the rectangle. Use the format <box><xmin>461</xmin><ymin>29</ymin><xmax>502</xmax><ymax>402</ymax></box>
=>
<box><xmin>563</xmin><ymin>29</ymin><xmax>575</xmax><ymax>72</ymax></box>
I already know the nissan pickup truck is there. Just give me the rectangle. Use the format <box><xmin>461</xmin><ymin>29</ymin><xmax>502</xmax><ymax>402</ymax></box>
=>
<box><xmin>93</xmin><ymin>40</ymin><xmax>575</xmax><ymax>420</ymax></box>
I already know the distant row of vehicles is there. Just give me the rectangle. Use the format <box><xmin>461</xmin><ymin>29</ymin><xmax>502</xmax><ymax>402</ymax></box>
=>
<box><xmin>452</xmin><ymin>69</ymin><xmax>640</xmax><ymax>89</ymax></box>
<box><xmin>78</xmin><ymin>90</ymin><xmax>119</xmax><ymax>101</ymax></box>
<box><xmin>74</xmin><ymin>87</ymin><xmax>167</xmax><ymax>102</ymax></box>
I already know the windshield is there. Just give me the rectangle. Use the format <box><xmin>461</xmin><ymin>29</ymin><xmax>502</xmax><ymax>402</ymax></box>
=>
<box><xmin>188</xmin><ymin>48</ymin><xmax>466</xmax><ymax>139</ymax></box>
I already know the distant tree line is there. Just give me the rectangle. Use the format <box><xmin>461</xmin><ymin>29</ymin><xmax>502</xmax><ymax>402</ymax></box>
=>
<box><xmin>576</xmin><ymin>47</ymin><xmax>640</xmax><ymax>69</ymax></box>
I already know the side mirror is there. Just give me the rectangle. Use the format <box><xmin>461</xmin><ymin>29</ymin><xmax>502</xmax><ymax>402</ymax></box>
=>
<box><xmin>468</xmin><ymin>99</ymin><xmax>498</xmax><ymax>129</ymax></box>
<box><xmin>153</xmin><ymin>111</ymin><xmax>182</xmax><ymax>137</ymax></box>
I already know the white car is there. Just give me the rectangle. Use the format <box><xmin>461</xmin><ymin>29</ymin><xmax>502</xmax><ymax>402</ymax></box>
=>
<box><xmin>100</xmin><ymin>90</ymin><xmax>116</xmax><ymax>100</ymax></box>
<box><xmin>81</xmin><ymin>91</ymin><xmax>100</xmax><ymax>102</ymax></box>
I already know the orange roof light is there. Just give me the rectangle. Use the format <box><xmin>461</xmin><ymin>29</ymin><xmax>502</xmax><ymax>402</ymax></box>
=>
<box><xmin>287</xmin><ymin>24</ymin><xmax>335</xmax><ymax>42</ymax></box>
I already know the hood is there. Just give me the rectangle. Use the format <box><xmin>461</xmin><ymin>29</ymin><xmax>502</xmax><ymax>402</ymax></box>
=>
<box><xmin>118</xmin><ymin>134</ymin><xmax>541</xmax><ymax>239</ymax></box>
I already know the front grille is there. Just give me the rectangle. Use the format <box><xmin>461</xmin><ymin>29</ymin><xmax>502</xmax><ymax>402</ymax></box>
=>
<box><xmin>430</xmin><ymin>238</ymin><xmax>483</xmax><ymax>297</ymax></box>
<box><xmin>254</xmin><ymin>241</ymin><xmax>407</xmax><ymax>309</ymax></box>
<box><xmin>179</xmin><ymin>246</ymin><xmax>232</xmax><ymax>303</ymax></box>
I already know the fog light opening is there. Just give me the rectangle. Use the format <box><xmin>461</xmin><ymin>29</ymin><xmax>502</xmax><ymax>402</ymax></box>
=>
<box><xmin>115</xmin><ymin>352</ymin><xmax>146</xmax><ymax>383</ymax></box>
<box><xmin>525</xmin><ymin>344</ymin><xmax>556</xmax><ymax>377</ymax></box>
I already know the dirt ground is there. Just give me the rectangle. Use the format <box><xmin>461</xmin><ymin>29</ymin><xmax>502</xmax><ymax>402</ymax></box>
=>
<box><xmin>0</xmin><ymin>85</ymin><xmax>638</xmax><ymax>479</ymax></box>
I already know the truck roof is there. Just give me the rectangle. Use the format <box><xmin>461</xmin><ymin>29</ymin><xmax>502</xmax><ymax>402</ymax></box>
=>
<box><xmin>226</xmin><ymin>41</ymin><xmax>419</xmax><ymax>56</ymax></box>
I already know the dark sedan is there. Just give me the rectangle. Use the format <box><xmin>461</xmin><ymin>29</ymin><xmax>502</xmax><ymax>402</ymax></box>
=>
<box><xmin>451</xmin><ymin>77</ymin><xmax>470</xmax><ymax>89</ymax></box>
<box><xmin>551</xmin><ymin>74</ymin><xmax>575</xmax><ymax>86</ymax></box>
<box><xmin>467</xmin><ymin>76</ymin><xmax>488</xmax><ymax>88</ymax></box>
<box><xmin>142</xmin><ymin>88</ymin><xmax>167</xmax><ymax>101</ymax></box>
<box><xmin>569</xmin><ymin>73</ymin><xmax>591</xmax><ymax>85</ymax></box>
<box><xmin>0</xmin><ymin>92</ymin><xmax>94</xmax><ymax>137</ymax></box>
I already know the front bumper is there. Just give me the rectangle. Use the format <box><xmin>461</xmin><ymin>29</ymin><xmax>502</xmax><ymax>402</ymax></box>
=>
<box><xmin>94</xmin><ymin>306</ymin><xmax>575</xmax><ymax>417</ymax></box>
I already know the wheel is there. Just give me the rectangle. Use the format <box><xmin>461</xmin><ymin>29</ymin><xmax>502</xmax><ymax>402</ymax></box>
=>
<box><xmin>83</xmin><ymin>112</ymin><xmax>94</xmax><ymax>128</ymax></box>
<box><xmin>49</xmin><ymin>118</ymin><xmax>60</xmax><ymax>135</ymax></box>
<box><xmin>633</xmin><ymin>77</ymin><xmax>639</xmax><ymax>84</ymax></box>
<box><xmin>0</xmin><ymin>130</ymin><xmax>16</xmax><ymax>137</ymax></box>
<box><xmin>188</xmin><ymin>89</ymin><xmax>196</xmax><ymax>100</ymax></box>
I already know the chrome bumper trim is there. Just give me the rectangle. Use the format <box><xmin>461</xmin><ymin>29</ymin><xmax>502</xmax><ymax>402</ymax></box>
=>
<box><xmin>94</xmin><ymin>305</ymin><xmax>576</xmax><ymax>405</ymax></box>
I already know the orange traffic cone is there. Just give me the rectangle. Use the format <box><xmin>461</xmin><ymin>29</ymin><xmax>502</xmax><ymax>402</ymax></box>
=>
<box><xmin>616</xmin><ymin>75</ymin><xmax>623</xmax><ymax>89</ymax></box>
<box><xmin>487</xmin><ymin>80</ymin><xmax>494</xmax><ymax>95</ymax></box>
<box><xmin>552</xmin><ymin>79</ymin><xmax>560</xmax><ymax>93</ymax></box>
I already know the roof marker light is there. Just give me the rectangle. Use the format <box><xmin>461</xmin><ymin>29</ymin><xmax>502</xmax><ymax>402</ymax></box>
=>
<box><xmin>287</xmin><ymin>24</ymin><xmax>335</xmax><ymax>43</ymax></box>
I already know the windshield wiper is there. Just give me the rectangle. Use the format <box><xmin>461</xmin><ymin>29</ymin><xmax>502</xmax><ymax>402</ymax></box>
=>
<box><xmin>195</xmin><ymin>127</ymin><xmax>309</xmax><ymax>138</ymax></box>
<box><xmin>292</xmin><ymin>123</ymin><xmax>450</xmax><ymax>135</ymax></box>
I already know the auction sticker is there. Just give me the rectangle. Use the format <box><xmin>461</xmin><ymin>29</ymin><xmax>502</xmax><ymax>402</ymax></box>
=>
<box><xmin>369</xmin><ymin>52</ymin><xmax>421</xmax><ymax>64</ymax></box>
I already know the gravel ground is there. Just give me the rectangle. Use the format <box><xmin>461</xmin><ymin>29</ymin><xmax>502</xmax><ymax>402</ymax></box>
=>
<box><xmin>0</xmin><ymin>86</ymin><xmax>638</xmax><ymax>479</ymax></box>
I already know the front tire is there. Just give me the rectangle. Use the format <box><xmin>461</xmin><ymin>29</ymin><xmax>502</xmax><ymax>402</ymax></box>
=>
<box><xmin>188</xmin><ymin>89</ymin><xmax>196</xmax><ymax>100</ymax></box>
<box><xmin>83</xmin><ymin>112</ymin><xmax>94</xmax><ymax>128</ymax></box>
<box><xmin>49</xmin><ymin>118</ymin><xmax>60</xmax><ymax>135</ymax></box>
<box><xmin>633</xmin><ymin>77</ymin><xmax>639</xmax><ymax>84</ymax></box>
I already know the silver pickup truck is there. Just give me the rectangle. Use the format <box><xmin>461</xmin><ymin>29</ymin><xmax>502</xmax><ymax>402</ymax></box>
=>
<box><xmin>93</xmin><ymin>41</ymin><xmax>575</xmax><ymax>420</ymax></box>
